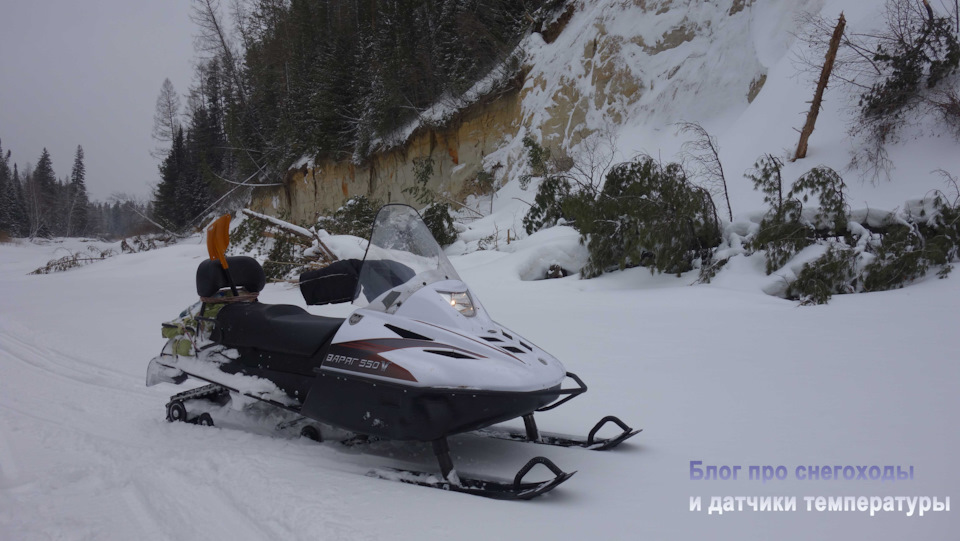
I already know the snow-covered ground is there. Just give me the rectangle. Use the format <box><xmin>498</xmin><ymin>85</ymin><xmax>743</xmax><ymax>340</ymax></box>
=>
<box><xmin>0</xmin><ymin>232</ymin><xmax>957</xmax><ymax>540</ymax></box>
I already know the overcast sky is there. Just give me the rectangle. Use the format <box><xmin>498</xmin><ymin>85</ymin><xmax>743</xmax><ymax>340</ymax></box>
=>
<box><xmin>0</xmin><ymin>2</ymin><xmax>197</xmax><ymax>201</ymax></box>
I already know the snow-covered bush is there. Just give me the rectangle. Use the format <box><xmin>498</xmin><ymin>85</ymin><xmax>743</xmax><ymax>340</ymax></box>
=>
<box><xmin>787</xmin><ymin>246</ymin><xmax>860</xmax><ymax>305</ymax></box>
<box><xmin>316</xmin><ymin>196</ymin><xmax>381</xmax><ymax>238</ymax></box>
<box><xmin>521</xmin><ymin>136</ymin><xmax>574</xmax><ymax>235</ymax></box>
<box><xmin>397</xmin><ymin>156</ymin><xmax>460</xmax><ymax>246</ymax></box>
<box><xmin>569</xmin><ymin>156</ymin><xmax>721</xmax><ymax>278</ymax></box>
<box><xmin>859</xmin><ymin>1</ymin><xmax>960</xmax><ymax>124</ymax></box>
<box><xmin>422</xmin><ymin>203</ymin><xmax>458</xmax><ymax>247</ymax></box>
<box><xmin>523</xmin><ymin>175</ymin><xmax>573</xmax><ymax>235</ymax></box>
<box><xmin>847</xmin><ymin>0</ymin><xmax>960</xmax><ymax>180</ymax></box>
<box><xmin>772</xmin><ymin>188</ymin><xmax>960</xmax><ymax>304</ymax></box>
<box><xmin>518</xmin><ymin>133</ymin><xmax>721</xmax><ymax>278</ymax></box>
<box><xmin>862</xmin><ymin>196</ymin><xmax>960</xmax><ymax>291</ymax></box>
<box><xmin>747</xmin><ymin>155</ymin><xmax>815</xmax><ymax>273</ymax></box>
<box><xmin>748</xmin><ymin>156</ymin><xmax>850</xmax><ymax>275</ymax></box>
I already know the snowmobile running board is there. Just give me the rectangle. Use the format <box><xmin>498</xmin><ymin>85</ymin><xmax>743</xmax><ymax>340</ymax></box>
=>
<box><xmin>475</xmin><ymin>414</ymin><xmax>642</xmax><ymax>451</ymax></box>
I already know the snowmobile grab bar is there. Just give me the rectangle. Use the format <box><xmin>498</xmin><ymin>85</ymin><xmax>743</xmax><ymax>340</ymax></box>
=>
<box><xmin>535</xmin><ymin>371</ymin><xmax>587</xmax><ymax>412</ymax></box>
<box><xmin>513</xmin><ymin>456</ymin><xmax>570</xmax><ymax>490</ymax></box>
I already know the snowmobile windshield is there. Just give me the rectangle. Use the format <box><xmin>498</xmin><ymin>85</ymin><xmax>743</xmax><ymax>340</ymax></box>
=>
<box><xmin>353</xmin><ymin>204</ymin><xmax>460</xmax><ymax>311</ymax></box>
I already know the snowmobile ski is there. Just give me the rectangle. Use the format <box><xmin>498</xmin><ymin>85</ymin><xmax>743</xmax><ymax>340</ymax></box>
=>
<box><xmin>475</xmin><ymin>415</ymin><xmax>641</xmax><ymax>451</ymax></box>
<box><xmin>370</xmin><ymin>440</ymin><xmax>574</xmax><ymax>500</ymax></box>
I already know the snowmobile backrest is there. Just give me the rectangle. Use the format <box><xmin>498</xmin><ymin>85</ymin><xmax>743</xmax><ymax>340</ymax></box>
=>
<box><xmin>196</xmin><ymin>256</ymin><xmax>266</xmax><ymax>298</ymax></box>
<box><xmin>299</xmin><ymin>259</ymin><xmax>362</xmax><ymax>305</ymax></box>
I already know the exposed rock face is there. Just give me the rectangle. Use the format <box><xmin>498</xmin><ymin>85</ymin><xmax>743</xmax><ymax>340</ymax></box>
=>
<box><xmin>254</xmin><ymin>91</ymin><xmax>521</xmax><ymax>225</ymax></box>
<box><xmin>532</xmin><ymin>21</ymin><xmax>644</xmax><ymax>148</ymax></box>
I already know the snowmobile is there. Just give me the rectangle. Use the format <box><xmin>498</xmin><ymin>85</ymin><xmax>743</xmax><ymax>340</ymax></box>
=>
<box><xmin>147</xmin><ymin>204</ymin><xmax>640</xmax><ymax>499</ymax></box>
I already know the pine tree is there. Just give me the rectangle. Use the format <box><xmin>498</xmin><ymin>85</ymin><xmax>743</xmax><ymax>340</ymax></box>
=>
<box><xmin>0</xmin><ymin>138</ymin><xmax>11</xmax><ymax>234</ymax></box>
<box><xmin>10</xmin><ymin>164</ymin><xmax>29</xmax><ymax>236</ymax></box>
<box><xmin>68</xmin><ymin>145</ymin><xmax>89</xmax><ymax>236</ymax></box>
<box><xmin>154</xmin><ymin>128</ymin><xmax>187</xmax><ymax>229</ymax></box>
<box><xmin>110</xmin><ymin>201</ymin><xmax>122</xmax><ymax>236</ymax></box>
<box><xmin>29</xmin><ymin>148</ymin><xmax>59</xmax><ymax>236</ymax></box>
<box><xmin>152</xmin><ymin>78</ymin><xmax>182</xmax><ymax>159</ymax></box>
<box><xmin>182</xmin><ymin>109</ymin><xmax>214</xmax><ymax>227</ymax></box>
<box><xmin>53</xmin><ymin>177</ymin><xmax>69</xmax><ymax>237</ymax></box>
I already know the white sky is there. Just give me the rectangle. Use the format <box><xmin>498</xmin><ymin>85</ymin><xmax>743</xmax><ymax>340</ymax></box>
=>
<box><xmin>0</xmin><ymin>1</ymin><xmax>197</xmax><ymax>201</ymax></box>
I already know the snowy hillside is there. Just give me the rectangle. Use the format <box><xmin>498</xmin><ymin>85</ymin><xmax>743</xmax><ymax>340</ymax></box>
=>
<box><xmin>483</xmin><ymin>0</ymin><xmax>960</xmax><ymax>224</ymax></box>
<box><xmin>1</xmin><ymin>229</ymin><xmax>957</xmax><ymax>539</ymax></box>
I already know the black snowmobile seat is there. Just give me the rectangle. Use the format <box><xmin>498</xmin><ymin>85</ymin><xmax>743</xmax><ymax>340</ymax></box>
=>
<box><xmin>196</xmin><ymin>256</ymin><xmax>266</xmax><ymax>297</ymax></box>
<box><xmin>214</xmin><ymin>302</ymin><xmax>343</xmax><ymax>357</ymax></box>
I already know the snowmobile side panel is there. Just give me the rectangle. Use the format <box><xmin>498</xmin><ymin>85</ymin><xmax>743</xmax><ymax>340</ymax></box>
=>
<box><xmin>219</xmin><ymin>344</ymin><xmax>321</xmax><ymax>378</ymax></box>
<box><xmin>300</xmin><ymin>369</ymin><xmax>562</xmax><ymax>441</ymax></box>
<box><xmin>226</xmin><ymin>365</ymin><xmax>315</xmax><ymax>403</ymax></box>
<box><xmin>329</xmin><ymin>305</ymin><xmax>567</xmax><ymax>392</ymax></box>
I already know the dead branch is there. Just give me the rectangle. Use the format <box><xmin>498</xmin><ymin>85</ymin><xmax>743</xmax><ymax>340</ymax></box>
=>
<box><xmin>240</xmin><ymin>208</ymin><xmax>337</xmax><ymax>262</ymax></box>
<box><xmin>678</xmin><ymin>122</ymin><xmax>733</xmax><ymax>221</ymax></box>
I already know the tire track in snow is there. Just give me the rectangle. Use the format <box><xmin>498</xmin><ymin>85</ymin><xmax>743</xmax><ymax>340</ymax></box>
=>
<box><xmin>0</xmin><ymin>325</ymin><xmax>141</xmax><ymax>396</ymax></box>
<box><xmin>0</xmin><ymin>418</ymin><xmax>20</xmax><ymax>487</ymax></box>
<box><xmin>0</xmin><ymin>324</ymin><xmax>161</xmax><ymax>448</ymax></box>
<box><xmin>135</xmin><ymin>468</ymin><xmax>284</xmax><ymax>541</ymax></box>
<box><xmin>121</xmin><ymin>482</ymin><xmax>173</xmax><ymax>541</ymax></box>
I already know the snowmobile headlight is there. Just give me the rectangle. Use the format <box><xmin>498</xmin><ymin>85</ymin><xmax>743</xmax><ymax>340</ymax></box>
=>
<box><xmin>439</xmin><ymin>291</ymin><xmax>476</xmax><ymax>317</ymax></box>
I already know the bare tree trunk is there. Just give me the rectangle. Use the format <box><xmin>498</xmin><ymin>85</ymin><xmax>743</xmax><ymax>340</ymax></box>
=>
<box><xmin>794</xmin><ymin>13</ymin><xmax>846</xmax><ymax>161</ymax></box>
<box><xmin>193</xmin><ymin>0</ymin><xmax>248</xmax><ymax>109</ymax></box>
<box><xmin>240</xmin><ymin>208</ymin><xmax>337</xmax><ymax>262</ymax></box>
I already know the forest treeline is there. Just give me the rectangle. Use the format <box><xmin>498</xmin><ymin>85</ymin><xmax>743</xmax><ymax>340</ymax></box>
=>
<box><xmin>0</xmin><ymin>139</ymin><xmax>148</xmax><ymax>240</ymax></box>
<box><xmin>150</xmin><ymin>0</ymin><xmax>559</xmax><ymax>232</ymax></box>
